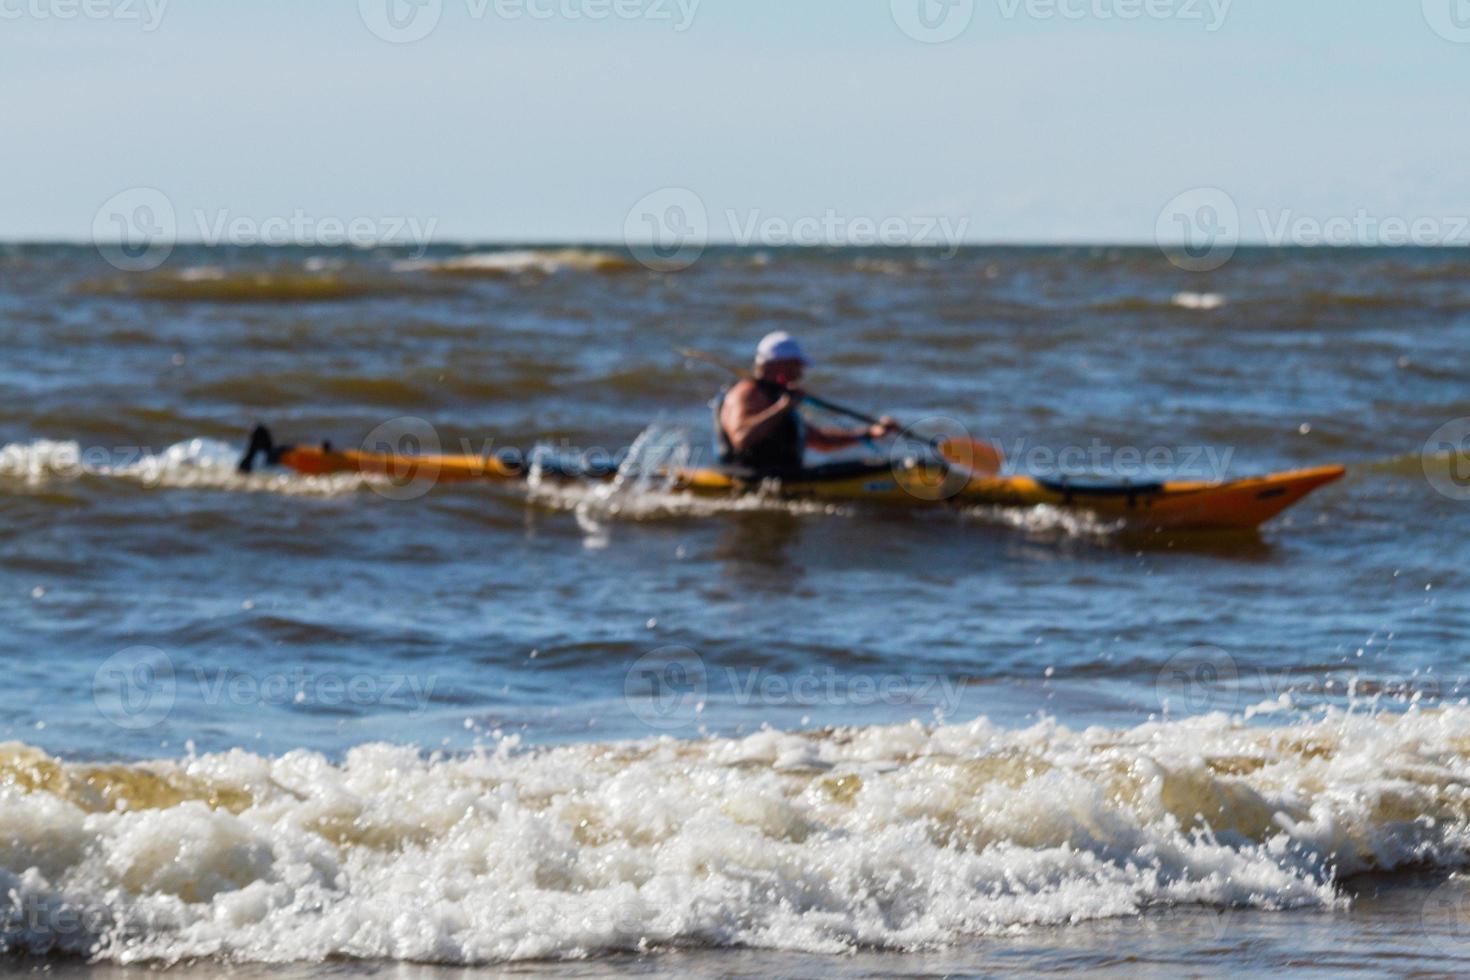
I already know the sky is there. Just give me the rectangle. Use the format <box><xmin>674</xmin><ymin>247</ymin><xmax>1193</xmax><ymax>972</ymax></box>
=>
<box><xmin>2</xmin><ymin>0</ymin><xmax>1466</xmax><ymax>245</ymax></box>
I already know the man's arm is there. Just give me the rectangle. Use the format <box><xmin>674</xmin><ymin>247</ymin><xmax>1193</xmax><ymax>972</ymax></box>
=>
<box><xmin>806</xmin><ymin>415</ymin><xmax>900</xmax><ymax>452</ymax></box>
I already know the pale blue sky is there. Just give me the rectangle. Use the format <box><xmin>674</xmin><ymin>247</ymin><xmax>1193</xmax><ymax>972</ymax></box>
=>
<box><xmin>3</xmin><ymin>0</ymin><xmax>1465</xmax><ymax>243</ymax></box>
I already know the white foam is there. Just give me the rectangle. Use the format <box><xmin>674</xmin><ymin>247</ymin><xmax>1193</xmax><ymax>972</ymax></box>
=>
<box><xmin>5</xmin><ymin>707</ymin><xmax>1470</xmax><ymax>965</ymax></box>
<box><xmin>0</xmin><ymin>439</ymin><xmax>363</xmax><ymax>497</ymax></box>
<box><xmin>394</xmin><ymin>248</ymin><xmax>634</xmax><ymax>276</ymax></box>
<box><xmin>525</xmin><ymin>426</ymin><xmax>850</xmax><ymax>531</ymax></box>
<box><xmin>1172</xmin><ymin>291</ymin><xmax>1227</xmax><ymax>311</ymax></box>
<box><xmin>964</xmin><ymin>502</ymin><xmax>1126</xmax><ymax>539</ymax></box>
<box><xmin>527</xmin><ymin>476</ymin><xmax>847</xmax><ymax>529</ymax></box>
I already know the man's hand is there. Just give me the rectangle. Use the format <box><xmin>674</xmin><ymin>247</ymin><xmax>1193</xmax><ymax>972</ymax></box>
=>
<box><xmin>866</xmin><ymin>416</ymin><xmax>900</xmax><ymax>440</ymax></box>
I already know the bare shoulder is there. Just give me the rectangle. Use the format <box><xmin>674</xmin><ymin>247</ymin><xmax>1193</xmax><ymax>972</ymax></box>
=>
<box><xmin>726</xmin><ymin>379</ymin><xmax>773</xmax><ymax>411</ymax></box>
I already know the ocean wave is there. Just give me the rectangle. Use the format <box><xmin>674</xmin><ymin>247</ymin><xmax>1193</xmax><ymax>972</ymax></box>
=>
<box><xmin>963</xmin><ymin>503</ymin><xmax>1126</xmax><ymax>539</ymax></box>
<box><xmin>1362</xmin><ymin>447</ymin><xmax>1469</xmax><ymax>483</ymax></box>
<box><xmin>1173</xmin><ymin>291</ymin><xmax>1227</xmax><ymax>311</ymax></box>
<box><xmin>71</xmin><ymin>266</ymin><xmax>432</xmax><ymax>303</ymax></box>
<box><xmin>1090</xmin><ymin>293</ymin><xmax>1228</xmax><ymax>314</ymax></box>
<box><xmin>0</xmin><ymin>439</ymin><xmax>363</xmax><ymax>497</ymax></box>
<box><xmin>395</xmin><ymin>248</ymin><xmax>637</xmax><ymax>277</ymax></box>
<box><xmin>852</xmin><ymin>256</ymin><xmax>921</xmax><ymax>277</ymax></box>
<box><xmin>5</xmin><ymin>707</ymin><xmax>1470</xmax><ymax>964</ymax></box>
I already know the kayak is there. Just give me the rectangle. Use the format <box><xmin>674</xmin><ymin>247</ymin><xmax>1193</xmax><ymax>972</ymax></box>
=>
<box><xmin>242</xmin><ymin>427</ymin><xmax>1345</xmax><ymax>530</ymax></box>
<box><xmin>675</xmin><ymin>462</ymin><xmax>1347</xmax><ymax>530</ymax></box>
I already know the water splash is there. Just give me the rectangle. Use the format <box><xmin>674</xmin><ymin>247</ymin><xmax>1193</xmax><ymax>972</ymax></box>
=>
<box><xmin>0</xmin><ymin>439</ymin><xmax>363</xmax><ymax>497</ymax></box>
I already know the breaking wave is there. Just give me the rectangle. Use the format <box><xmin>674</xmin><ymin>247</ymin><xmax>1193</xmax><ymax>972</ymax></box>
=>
<box><xmin>0</xmin><ymin>439</ymin><xmax>363</xmax><ymax>497</ymax></box>
<box><xmin>395</xmin><ymin>248</ymin><xmax>638</xmax><ymax>277</ymax></box>
<box><xmin>5</xmin><ymin>706</ymin><xmax>1470</xmax><ymax>964</ymax></box>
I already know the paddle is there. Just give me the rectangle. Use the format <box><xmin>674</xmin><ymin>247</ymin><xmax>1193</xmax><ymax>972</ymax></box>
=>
<box><xmin>679</xmin><ymin>347</ymin><xmax>1004</xmax><ymax>476</ymax></box>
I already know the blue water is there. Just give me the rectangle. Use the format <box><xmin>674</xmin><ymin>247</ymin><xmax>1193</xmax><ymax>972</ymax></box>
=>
<box><xmin>1</xmin><ymin>244</ymin><xmax>1467</xmax><ymax>972</ymax></box>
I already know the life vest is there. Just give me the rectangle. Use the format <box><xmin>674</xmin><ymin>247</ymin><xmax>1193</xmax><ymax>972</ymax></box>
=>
<box><xmin>712</xmin><ymin>381</ymin><xmax>805</xmax><ymax>473</ymax></box>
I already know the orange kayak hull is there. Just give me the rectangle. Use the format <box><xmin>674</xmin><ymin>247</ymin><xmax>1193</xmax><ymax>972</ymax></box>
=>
<box><xmin>274</xmin><ymin>443</ymin><xmax>1344</xmax><ymax>531</ymax></box>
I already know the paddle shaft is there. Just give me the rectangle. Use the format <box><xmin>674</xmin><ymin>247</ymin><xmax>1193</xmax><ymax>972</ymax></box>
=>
<box><xmin>679</xmin><ymin>347</ymin><xmax>884</xmax><ymax>427</ymax></box>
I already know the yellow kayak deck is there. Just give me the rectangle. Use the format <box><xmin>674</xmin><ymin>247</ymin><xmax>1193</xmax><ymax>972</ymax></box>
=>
<box><xmin>275</xmin><ymin>440</ymin><xmax>1344</xmax><ymax>531</ymax></box>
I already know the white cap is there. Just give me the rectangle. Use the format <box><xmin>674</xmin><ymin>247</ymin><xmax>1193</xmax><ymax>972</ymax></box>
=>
<box><xmin>755</xmin><ymin>331</ymin><xmax>809</xmax><ymax>365</ymax></box>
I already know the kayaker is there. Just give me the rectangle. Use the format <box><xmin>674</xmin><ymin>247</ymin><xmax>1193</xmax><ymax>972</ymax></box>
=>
<box><xmin>715</xmin><ymin>332</ymin><xmax>898</xmax><ymax>474</ymax></box>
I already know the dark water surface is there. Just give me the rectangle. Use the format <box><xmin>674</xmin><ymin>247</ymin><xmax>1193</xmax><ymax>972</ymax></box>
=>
<box><xmin>1</xmin><ymin>244</ymin><xmax>1467</xmax><ymax>972</ymax></box>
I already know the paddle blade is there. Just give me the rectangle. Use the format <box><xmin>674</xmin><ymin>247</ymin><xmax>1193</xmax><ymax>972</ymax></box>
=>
<box><xmin>937</xmin><ymin>437</ymin><xmax>1004</xmax><ymax>476</ymax></box>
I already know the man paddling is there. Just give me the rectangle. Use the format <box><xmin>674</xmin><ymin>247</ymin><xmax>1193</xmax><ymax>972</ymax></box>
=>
<box><xmin>715</xmin><ymin>332</ymin><xmax>898</xmax><ymax>475</ymax></box>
